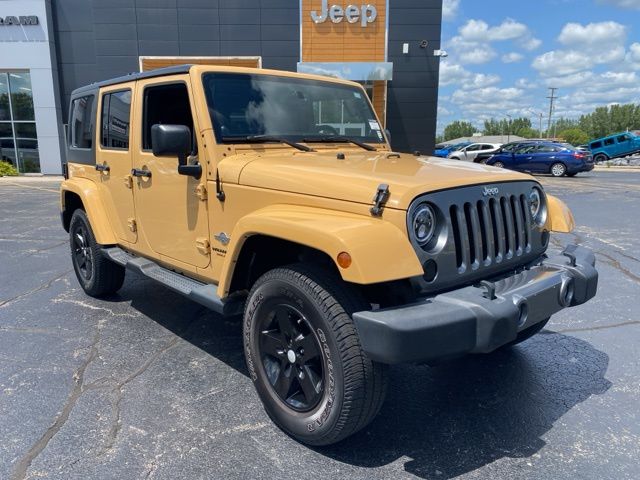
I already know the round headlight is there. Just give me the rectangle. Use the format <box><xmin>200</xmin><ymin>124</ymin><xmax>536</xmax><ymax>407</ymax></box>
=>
<box><xmin>529</xmin><ymin>189</ymin><xmax>541</xmax><ymax>218</ymax></box>
<box><xmin>529</xmin><ymin>187</ymin><xmax>546</xmax><ymax>225</ymax></box>
<box><xmin>413</xmin><ymin>204</ymin><xmax>436</xmax><ymax>245</ymax></box>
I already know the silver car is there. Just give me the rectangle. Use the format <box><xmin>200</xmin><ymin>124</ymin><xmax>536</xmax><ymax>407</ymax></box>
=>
<box><xmin>448</xmin><ymin>143</ymin><xmax>502</xmax><ymax>162</ymax></box>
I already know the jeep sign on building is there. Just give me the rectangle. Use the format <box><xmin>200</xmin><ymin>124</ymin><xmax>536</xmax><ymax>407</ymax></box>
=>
<box><xmin>0</xmin><ymin>0</ymin><xmax>443</xmax><ymax>174</ymax></box>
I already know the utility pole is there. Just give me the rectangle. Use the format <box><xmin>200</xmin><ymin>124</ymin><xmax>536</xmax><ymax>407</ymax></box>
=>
<box><xmin>546</xmin><ymin>87</ymin><xmax>558</xmax><ymax>139</ymax></box>
<box><xmin>527</xmin><ymin>109</ymin><xmax>544</xmax><ymax>139</ymax></box>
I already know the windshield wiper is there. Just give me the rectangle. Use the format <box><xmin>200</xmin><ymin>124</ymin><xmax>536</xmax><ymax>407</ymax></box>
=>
<box><xmin>303</xmin><ymin>135</ymin><xmax>377</xmax><ymax>152</ymax></box>
<box><xmin>221</xmin><ymin>135</ymin><xmax>313</xmax><ymax>152</ymax></box>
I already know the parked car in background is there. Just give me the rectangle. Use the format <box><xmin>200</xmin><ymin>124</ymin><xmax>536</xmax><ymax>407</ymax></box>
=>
<box><xmin>447</xmin><ymin>143</ymin><xmax>501</xmax><ymax>162</ymax></box>
<box><xmin>589</xmin><ymin>132</ymin><xmax>640</xmax><ymax>162</ymax></box>
<box><xmin>475</xmin><ymin>140</ymin><xmax>545</xmax><ymax>164</ymax></box>
<box><xmin>486</xmin><ymin>142</ymin><xmax>594</xmax><ymax>177</ymax></box>
<box><xmin>433</xmin><ymin>141</ymin><xmax>471</xmax><ymax>158</ymax></box>
<box><xmin>576</xmin><ymin>144</ymin><xmax>591</xmax><ymax>153</ymax></box>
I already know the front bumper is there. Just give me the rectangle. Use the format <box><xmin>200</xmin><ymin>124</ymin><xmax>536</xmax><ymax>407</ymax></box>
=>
<box><xmin>353</xmin><ymin>245</ymin><xmax>598</xmax><ymax>364</ymax></box>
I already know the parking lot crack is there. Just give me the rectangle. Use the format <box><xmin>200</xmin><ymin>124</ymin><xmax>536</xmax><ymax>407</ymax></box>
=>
<box><xmin>11</xmin><ymin>329</ymin><xmax>101</xmax><ymax>480</ymax></box>
<box><xmin>595</xmin><ymin>251</ymin><xmax>640</xmax><ymax>284</ymax></box>
<box><xmin>101</xmin><ymin>337</ymin><xmax>180</xmax><ymax>454</ymax></box>
<box><xmin>553</xmin><ymin>320</ymin><xmax>640</xmax><ymax>334</ymax></box>
<box><xmin>0</xmin><ymin>270</ymin><xmax>72</xmax><ymax>308</ymax></box>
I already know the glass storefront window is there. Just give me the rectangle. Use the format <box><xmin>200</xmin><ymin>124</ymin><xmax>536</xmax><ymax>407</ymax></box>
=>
<box><xmin>0</xmin><ymin>71</ymin><xmax>39</xmax><ymax>173</ymax></box>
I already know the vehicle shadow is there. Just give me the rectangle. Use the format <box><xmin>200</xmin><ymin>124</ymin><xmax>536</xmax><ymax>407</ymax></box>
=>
<box><xmin>113</xmin><ymin>274</ymin><xmax>611</xmax><ymax>479</ymax></box>
<box><xmin>318</xmin><ymin>331</ymin><xmax>611</xmax><ymax>478</ymax></box>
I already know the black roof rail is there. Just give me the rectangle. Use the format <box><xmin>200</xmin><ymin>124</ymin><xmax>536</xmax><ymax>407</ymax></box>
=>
<box><xmin>71</xmin><ymin>64</ymin><xmax>193</xmax><ymax>96</ymax></box>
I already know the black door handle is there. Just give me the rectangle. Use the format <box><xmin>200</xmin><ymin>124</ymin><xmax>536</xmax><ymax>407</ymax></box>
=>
<box><xmin>131</xmin><ymin>168</ymin><xmax>152</xmax><ymax>178</ymax></box>
<box><xmin>95</xmin><ymin>163</ymin><xmax>110</xmax><ymax>172</ymax></box>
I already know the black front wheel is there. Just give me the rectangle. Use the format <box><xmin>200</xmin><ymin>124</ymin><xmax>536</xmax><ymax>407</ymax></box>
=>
<box><xmin>69</xmin><ymin>209</ymin><xmax>125</xmax><ymax>297</ymax></box>
<box><xmin>243</xmin><ymin>265</ymin><xmax>388</xmax><ymax>446</ymax></box>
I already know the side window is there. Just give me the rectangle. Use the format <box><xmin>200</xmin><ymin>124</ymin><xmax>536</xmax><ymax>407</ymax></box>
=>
<box><xmin>617</xmin><ymin>134</ymin><xmax>629</xmax><ymax>143</ymax></box>
<box><xmin>101</xmin><ymin>90</ymin><xmax>132</xmax><ymax>149</ymax></box>
<box><xmin>591</xmin><ymin>141</ymin><xmax>602</xmax><ymax>149</ymax></box>
<box><xmin>482</xmin><ymin>144</ymin><xmax>493</xmax><ymax>150</ymax></box>
<box><xmin>604</xmin><ymin>138</ymin><xmax>615</xmax><ymax>146</ymax></box>
<box><xmin>467</xmin><ymin>144</ymin><xmax>481</xmax><ymax>151</ymax></box>
<box><xmin>70</xmin><ymin>95</ymin><xmax>95</xmax><ymax>149</ymax></box>
<box><xmin>143</xmin><ymin>83</ymin><xmax>193</xmax><ymax>150</ymax></box>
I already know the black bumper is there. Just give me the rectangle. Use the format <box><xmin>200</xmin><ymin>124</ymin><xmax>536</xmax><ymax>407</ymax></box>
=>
<box><xmin>353</xmin><ymin>245</ymin><xmax>598</xmax><ymax>364</ymax></box>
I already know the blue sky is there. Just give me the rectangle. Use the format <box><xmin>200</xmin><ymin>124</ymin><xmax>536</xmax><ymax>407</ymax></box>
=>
<box><xmin>437</xmin><ymin>0</ymin><xmax>640</xmax><ymax>133</ymax></box>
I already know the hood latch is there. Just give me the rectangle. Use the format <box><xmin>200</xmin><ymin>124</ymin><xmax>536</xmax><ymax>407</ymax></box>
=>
<box><xmin>370</xmin><ymin>184</ymin><xmax>390</xmax><ymax>217</ymax></box>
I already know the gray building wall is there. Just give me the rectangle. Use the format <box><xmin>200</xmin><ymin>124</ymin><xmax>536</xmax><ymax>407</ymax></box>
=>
<box><xmin>51</xmin><ymin>0</ymin><xmax>441</xmax><ymax>154</ymax></box>
<box><xmin>387</xmin><ymin>0</ymin><xmax>442</xmax><ymax>154</ymax></box>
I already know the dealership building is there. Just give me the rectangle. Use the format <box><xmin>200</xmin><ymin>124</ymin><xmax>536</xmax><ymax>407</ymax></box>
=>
<box><xmin>1</xmin><ymin>0</ymin><xmax>442</xmax><ymax>174</ymax></box>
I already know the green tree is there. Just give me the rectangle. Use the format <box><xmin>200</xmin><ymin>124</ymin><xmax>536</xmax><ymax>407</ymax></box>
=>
<box><xmin>443</xmin><ymin>121</ymin><xmax>476</xmax><ymax>141</ymax></box>
<box><xmin>558</xmin><ymin>128</ymin><xmax>590</xmax><ymax>145</ymax></box>
<box><xmin>516</xmin><ymin>127</ymin><xmax>539</xmax><ymax>139</ymax></box>
<box><xmin>482</xmin><ymin>117</ymin><xmax>531</xmax><ymax>136</ymax></box>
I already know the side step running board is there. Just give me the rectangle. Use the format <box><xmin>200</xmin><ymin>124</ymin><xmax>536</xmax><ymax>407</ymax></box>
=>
<box><xmin>102</xmin><ymin>247</ymin><xmax>244</xmax><ymax>316</ymax></box>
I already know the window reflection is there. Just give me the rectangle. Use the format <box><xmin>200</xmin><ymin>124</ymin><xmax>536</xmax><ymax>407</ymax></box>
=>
<box><xmin>0</xmin><ymin>71</ymin><xmax>39</xmax><ymax>173</ymax></box>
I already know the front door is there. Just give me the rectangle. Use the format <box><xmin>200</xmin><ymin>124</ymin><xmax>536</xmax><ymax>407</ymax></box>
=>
<box><xmin>131</xmin><ymin>76</ymin><xmax>210</xmax><ymax>269</ymax></box>
<box><xmin>96</xmin><ymin>84</ymin><xmax>137</xmax><ymax>244</ymax></box>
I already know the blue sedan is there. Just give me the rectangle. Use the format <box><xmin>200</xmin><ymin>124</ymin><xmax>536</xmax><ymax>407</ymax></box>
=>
<box><xmin>485</xmin><ymin>142</ymin><xmax>594</xmax><ymax>177</ymax></box>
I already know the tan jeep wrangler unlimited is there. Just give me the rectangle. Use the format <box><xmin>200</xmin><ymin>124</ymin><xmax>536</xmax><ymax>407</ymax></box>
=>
<box><xmin>60</xmin><ymin>65</ymin><xmax>598</xmax><ymax>445</ymax></box>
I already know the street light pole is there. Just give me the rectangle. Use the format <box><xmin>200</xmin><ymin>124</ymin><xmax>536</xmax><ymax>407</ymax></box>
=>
<box><xmin>506</xmin><ymin>114</ymin><xmax>512</xmax><ymax>143</ymax></box>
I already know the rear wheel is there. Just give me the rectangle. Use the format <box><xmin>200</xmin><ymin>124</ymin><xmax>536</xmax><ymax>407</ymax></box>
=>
<box><xmin>69</xmin><ymin>209</ymin><xmax>125</xmax><ymax>297</ymax></box>
<box><xmin>493</xmin><ymin>161</ymin><xmax>504</xmax><ymax>168</ymax></box>
<box><xmin>243</xmin><ymin>264</ymin><xmax>388</xmax><ymax>446</ymax></box>
<box><xmin>550</xmin><ymin>162</ymin><xmax>566</xmax><ymax>177</ymax></box>
<box><xmin>593</xmin><ymin>153</ymin><xmax>607</xmax><ymax>163</ymax></box>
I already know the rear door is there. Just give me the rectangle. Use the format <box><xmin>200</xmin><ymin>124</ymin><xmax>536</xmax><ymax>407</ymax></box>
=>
<box><xmin>131</xmin><ymin>76</ymin><xmax>210</xmax><ymax>269</ymax></box>
<box><xmin>96</xmin><ymin>84</ymin><xmax>137</xmax><ymax>244</ymax></box>
<box><xmin>616</xmin><ymin>134</ymin><xmax>633</xmax><ymax>156</ymax></box>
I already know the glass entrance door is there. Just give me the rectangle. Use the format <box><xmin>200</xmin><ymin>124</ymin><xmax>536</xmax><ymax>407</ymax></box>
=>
<box><xmin>0</xmin><ymin>71</ymin><xmax>40</xmax><ymax>173</ymax></box>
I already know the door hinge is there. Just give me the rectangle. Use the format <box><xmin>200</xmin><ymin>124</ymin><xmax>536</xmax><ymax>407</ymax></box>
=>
<box><xmin>127</xmin><ymin>218</ymin><xmax>137</xmax><ymax>233</ymax></box>
<box><xmin>195</xmin><ymin>184</ymin><xmax>207</xmax><ymax>201</ymax></box>
<box><xmin>196</xmin><ymin>237</ymin><xmax>211</xmax><ymax>255</ymax></box>
<box><xmin>124</xmin><ymin>175</ymin><xmax>133</xmax><ymax>189</ymax></box>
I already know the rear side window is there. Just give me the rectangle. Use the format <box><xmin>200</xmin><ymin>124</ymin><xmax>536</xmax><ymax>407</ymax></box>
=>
<box><xmin>101</xmin><ymin>90</ymin><xmax>132</xmax><ymax>149</ymax></box>
<box><xmin>617</xmin><ymin>134</ymin><xmax>630</xmax><ymax>142</ymax></box>
<box><xmin>590</xmin><ymin>141</ymin><xmax>602</xmax><ymax>149</ymax></box>
<box><xmin>604</xmin><ymin>138</ymin><xmax>615</xmax><ymax>146</ymax></box>
<box><xmin>70</xmin><ymin>95</ymin><xmax>95</xmax><ymax>149</ymax></box>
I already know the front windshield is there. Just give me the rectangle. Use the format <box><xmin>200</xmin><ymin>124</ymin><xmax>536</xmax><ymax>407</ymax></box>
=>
<box><xmin>202</xmin><ymin>72</ymin><xmax>385</xmax><ymax>144</ymax></box>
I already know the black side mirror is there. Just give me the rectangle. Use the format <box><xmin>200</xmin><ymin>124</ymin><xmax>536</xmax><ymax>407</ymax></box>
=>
<box><xmin>151</xmin><ymin>124</ymin><xmax>200</xmax><ymax>178</ymax></box>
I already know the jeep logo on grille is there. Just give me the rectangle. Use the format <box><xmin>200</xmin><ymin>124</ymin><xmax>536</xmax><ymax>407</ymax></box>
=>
<box><xmin>482</xmin><ymin>186</ymin><xmax>499</xmax><ymax>197</ymax></box>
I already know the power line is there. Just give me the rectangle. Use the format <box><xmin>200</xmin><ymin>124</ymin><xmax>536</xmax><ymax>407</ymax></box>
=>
<box><xmin>546</xmin><ymin>87</ymin><xmax>558</xmax><ymax>139</ymax></box>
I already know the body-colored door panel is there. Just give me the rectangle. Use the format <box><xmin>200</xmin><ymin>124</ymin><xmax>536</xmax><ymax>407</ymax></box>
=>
<box><xmin>131</xmin><ymin>75</ymin><xmax>210</xmax><ymax>269</ymax></box>
<box><xmin>96</xmin><ymin>84</ymin><xmax>137</xmax><ymax>244</ymax></box>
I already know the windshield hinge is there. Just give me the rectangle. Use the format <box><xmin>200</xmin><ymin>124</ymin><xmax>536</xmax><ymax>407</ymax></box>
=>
<box><xmin>370</xmin><ymin>184</ymin><xmax>390</xmax><ymax>217</ymax></box>
<box><xmin>195</xmin><ymin>183</ymin><xmax>207</xmax><ymax>201</ymax></box>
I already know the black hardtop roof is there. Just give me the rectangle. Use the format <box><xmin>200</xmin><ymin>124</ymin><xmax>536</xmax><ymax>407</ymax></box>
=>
<box><xmin>71</xmin><ymin>64</ymin><xmax>193</xmax><ymax>97</ymax></box>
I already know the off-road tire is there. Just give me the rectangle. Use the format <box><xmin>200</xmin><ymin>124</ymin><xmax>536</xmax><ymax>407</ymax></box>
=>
<box><xmin>69</xmin><ymin>209</ymin><xmax>125</xmax><ymax>297</ymax></box>
<box><xmin>550</xmin><ymin>162</ymin><xmax>566</xmax><ymax>177</ymax></box>
<box><xmin>593</xmin><ymin>153</ymin><xmax>607</xmax><ymax>163</ymax></box>
<box><xmin>503</xmin><ymin>318</ymin><xmax>549</xmax><ymax>348</ymax></box>
<box><xmin>243</xmin><ymin>264</ymin><xmax>388</xmax><ymax>446</ymax></box>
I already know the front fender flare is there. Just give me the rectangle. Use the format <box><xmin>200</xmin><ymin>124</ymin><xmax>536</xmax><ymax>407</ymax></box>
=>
<box><xmin>218</xmin><ymin>205</ymin><xmax>423</xmax><ymax>296</ymax></box>
<box><xmin>60</xmin><ymin>178</ymin><xmax>117</xmax><ymax>245</ymax></box>
<box><xmin>544</xmin><ymin>194</ymin><xmax>575</xmax><ymax>233</ymax></box>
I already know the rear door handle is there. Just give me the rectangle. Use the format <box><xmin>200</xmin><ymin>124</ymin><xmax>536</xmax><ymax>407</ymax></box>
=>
<box><xmin>131</xmin><ymin>168</ymin><xmax>152</xmax><ymax>178</ymax></box>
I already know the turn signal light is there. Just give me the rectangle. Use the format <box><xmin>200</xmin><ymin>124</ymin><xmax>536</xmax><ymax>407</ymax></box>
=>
<box><xmin>337</xmin><ymin>252</ymin><xmax>352</xmax><ymax>269</ymax></box>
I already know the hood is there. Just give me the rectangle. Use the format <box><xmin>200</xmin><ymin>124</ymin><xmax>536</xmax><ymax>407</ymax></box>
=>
<box><xmin>223</xmin><ymin>149</ymin><xmax>532</xmax><ymax>210</ymax></box>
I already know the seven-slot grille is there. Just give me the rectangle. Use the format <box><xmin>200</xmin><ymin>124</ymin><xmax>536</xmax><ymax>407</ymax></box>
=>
<box><xmin>449</xmin><ymin>194</ymin><xmax>533</xmax><ymax>273</ymax></box>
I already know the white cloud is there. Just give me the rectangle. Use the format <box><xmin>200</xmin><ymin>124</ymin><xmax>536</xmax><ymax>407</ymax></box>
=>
<box><xmin>448</xmin><ymin>18</ymin><xmax>541</xmax><ymax>64</ymax></box>
<box><xmin>442</xmin><ymin>0</ymin><xmax>460</xmax><ymax>21</ymax></box>
<box><xmin>558</xmin><ymin>21</ymin><xmax>627</xmax><ymax>51</ymax></box>
<box><xmin>451</xmin><ymin>86</ymin><xmax>528</xmax><ymax>114</ymax></box>
<box><xmin>532</xmin><ymin>50</ymin><xmax>593</xmax><ymax>76</ymax></box>
<box><xmin>502</xmin><ymin>52</ymin><xmax>524</xmax><ymax>63</ymax></box>
<box><xmin>515</xmin><ymin>78</ymin><xmax>537</xmax><ymax>89</ymax></box>
<box><xmin>597</xmin><ymin>0</ymin><xmax>640</xmax><ymax>9</ymax></box>
<box><xmin>439</xmin><ymin>62</ymin><xmax>501</xmax><ymax>89</ymax></box>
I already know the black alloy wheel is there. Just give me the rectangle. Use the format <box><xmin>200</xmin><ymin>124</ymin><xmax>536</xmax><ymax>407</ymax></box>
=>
<box><xmin>258</xmin><ymin>304</ymin><xmax>324</xmax><ymax>411</ymax></box>
<box><xmin>72</xmin><ymin>222</ymin><xmax>93</xmax><ymax>282</ymax></box>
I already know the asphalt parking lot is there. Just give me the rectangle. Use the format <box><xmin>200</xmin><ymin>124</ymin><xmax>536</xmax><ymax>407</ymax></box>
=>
<box><xmin>1</xmin><ymin>171</ymin><xmax>639</xmax><ymax>480</ymax></box>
